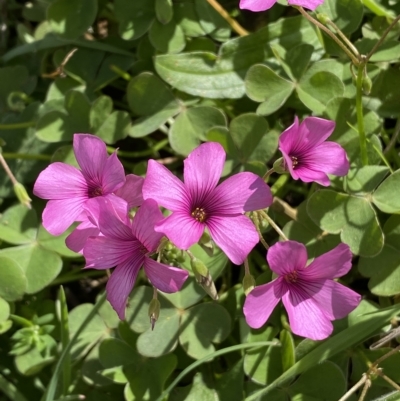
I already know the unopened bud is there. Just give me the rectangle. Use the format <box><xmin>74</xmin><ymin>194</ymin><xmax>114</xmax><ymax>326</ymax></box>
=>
<box><xmin>199</xmin><ymin>231</ymin><xmax>214</xmax><ymax>256</ymax></box>
<box><xmin>148</xmin><ymin>298</ymin><xmax>160</xmax><ymax>330</ymax></box>
<box><xmin>13</xmin><ymin>182</ymin><xmax>32</xmax><ymax>209</ymax></box>
<box><xmin>273</xmin><ymin>157</ymin><xmax>286</xmax><ymax>174</ymax></box>
<box><xmin>190</xmin><ymin>258</ymin><xmax>218</xmax><ymax>300</ymax></box>
<box><xmin>242</xmin><ymin>274</ymin><xmax>256</xmax><ymax>296</ymax></box>
<box><xmin>316</xmin><ymin>13</ymin><xmax>330</xmax><ymax>25</ymax></box>
<box><xmin>362</xmin><ymin>74</ymin><xmax>372</xmax><ymax>95</ymax></box>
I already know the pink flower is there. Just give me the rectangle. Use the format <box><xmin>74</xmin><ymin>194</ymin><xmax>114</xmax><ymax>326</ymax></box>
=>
<box><xmin>244</xmin><ymin>241</ymin><xmax>361</xmax><ymax>340</ymax></box>
<box><xmin>83</xmin><ymin>198</ymin><xmax>189</xmax><ymax>319</ymax></box>
<box><xmin>65</xmin><ymin>174</ymin><xmax>144</xmax><ymax>253</ymax></box>
<box><xmin>142</xmin><ymin>142</ymin><xmax>273</xmax><ymax>265</ymax></box>
<box><xmin>33</xmin><ymin>134</ymin><xmax>126</xmax><ymax>236</ymax></box>
<box><xmin>240</xmin><ymin>0</ymin><xmax>324</xmax><ymax>12</ymax></box>
<box><xmin>279</xmin><ymin>117</ymin><xmax>349</xmax><ymax>186</ymax></box>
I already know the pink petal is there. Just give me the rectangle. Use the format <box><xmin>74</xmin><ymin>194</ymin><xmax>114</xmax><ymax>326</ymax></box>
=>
<box><xmin>301</xmin><ymin>243</ymin><xmax>353</xmax><ymax>279</ymax></box>
<box><xmin>207</xmin><ymin>215</ymin><xmax>259</xmax><ymax>265</ymax></box>
<box><xmin>73</xmin><ymin>134</ymin><xmax>108</xmax><ymax>183</ymax></box>
<box><xmin>65</xmin><ymin>220</ymin><xmax>100</xmax><ymax>253</ymax></box>
<box><xmin>101</xmin><ymin>152</ymin><xmax>126</xmax><ymax>194</ymax></box>
<box><xmin>114</xmin><ymin>174</ymin><xmax>144</xmax><ymax>208</ymax></box>
<box><xmin>209</xmin><ymin>172</ymin><xmax>273</xmax><ymax>214</ymax></box>
<box><xmin>283</xmin><ymin>289</ymin><xmax>333</xmax><ymax>340</ymax></box>
<box><xmin>305</xmin><ymin>280</ymin><xmax>361</xmax><ymax>320</ymax></box>
<box><xmin>83</xmin><ymin>236</ymin><xmax>144</xmax><ymax>269</ymax></box>
<box><xmin>42</xmin><ymin>198</ymin><xmax>87</xmax><ymax>236</ymax></box>
<box><xmin>288</xmin><ymin>165</ymin><xmax>330</xmax><ymax>186</ymax></box>
<box><xmin>144</xmin><ymin>257</ymin><xmax>189</xmax><ymax>293</ymax></box>
<box><xmin>106</xmin><ymin>258</ymin><xmax>143</xmax><ymax>319</ymax></box>
<box><xmin>33</xmin><ymin>162</ymin><xmax>87</xmax><ymax>199</ymax></box>
<box><xmin>244</xmin><ymin>280</ymin><xmax>284</xmax><ymax>329</ymax></box>
<box><xmin>239</xmin><ymin>0</ymin><xmax>276</xmax><ymax>11</ymax></box>
<box><xmin>267</xmin><ymin>241</ymin><xmax>308</xmax><ymax>275</ymax></box>
<box><xmin>155</xmin><ymin>212</ymin><xmax>204</xmax><ymax>250</ymax></box>
<box><xmin>132</xmin><ymin>199</ymin><xmax>165</xmax><ymax>252</ymax></box>
<box><xmin>279</xmin><ymin>117</ymin><xmax>335</xmax><ymax>158</ymax></box>
<box><xmin>288</xmin><ymin>0</ymin><xmax>324</xmax><ymax>10</ymax></box>
<box><xmin>183</xmin><ymin>142</ymin><xmax>225</xmax><ymax>204</ymax></box>
<box><xmin>85</xmin><ymin>195</ymin><xmax>129</xmax><ymax>227</ymax></box>
<box><xmin>142</xmin><ymin>160</ymin><xmax>188</xmax><ymax>211</ymax></box>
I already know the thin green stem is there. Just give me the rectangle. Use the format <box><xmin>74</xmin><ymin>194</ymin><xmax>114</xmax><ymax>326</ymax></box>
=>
<box><xmin>51</xmin><ymin>270</ymin><xmax>104</xmax><ymax>286</ymax></box>
<box><xmin>0</xmin><ymin>374</ymin><xmax>29</xmax><ymax>401</ymax></box>
<box><xmin>0</xmin><ymin>153</ymin><xmax>18</xmax><ymax>184</ymax></box>
<box><xmin>44</xmin><ymin>293</ymin><xmax>107</xmax><ymax>401</ymax></box>
<box><xmin>295</xmin><ymin>7</ymin><xmax>360</xmax><ymax>65</ymax></box>
<box><xmin>325</xmin><ymin>20</ymin><xmax>360</xmax><ymax>58</ymax></box>
<box><xmin>258</xmin><ymin>210</ymin><xmax>289</xmax><ymax>241</ymax></box>
<box><xmin>356</xmin><ymin>64</ymin><xmax>369</xmax><ymax>166</ymax></box>
<box><xmin>0</xmin><ymin>121</ymin><xmax>36</xmax><ymax>130</ymax></box>
<box><xmin>107</xmin><ymin>138</ymin><xmax>169</xmax><ymax>158</ymax></box>
<box><xmin>262</xmin><ymin>167</ymin><xmax>275</xmax><ymax>182</ymax></box>
<box><xmin>2</xmin><ymin>152</ymin><xmax>52</xmax><ymax>161</ymax></box>
<box><xmin>155</xmin><ymin>341</ymin><xmax>279</xmax><ymax>401</ymax></box>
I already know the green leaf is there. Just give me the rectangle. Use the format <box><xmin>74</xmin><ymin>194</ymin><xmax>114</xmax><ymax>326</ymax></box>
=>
<box><xmin>0</xmin><ymin>256</ymin><xmax>27</xmax><ymax>301</ymax></box>
<box><xmin>344</xmin><ymin>165</ymin><xmax>389</xmax><ymax>195</ymax></box>
<box><xmin>149</xmin><ymin>19</ymin><xmax>186</xmax><ymax>54</ymax></box>
<box><xmin>155</xmin><ymin>0</ymin><xmax>173</xmax><ymax>24</ymax></box>
<box><xmin>169</xmin><ymin>106</ymin><xmax>226</xmax><ymax>155</ymax></box>
<box><xmin>318</xmin><ymin>0</ymin><xmax>364</xmax><ymax>34</ymax></box>
<box><xmin>181</xmin><ymin>373</ymin><xmax>219</xmax><ymax>401</ymax></box>
<box><xmin>174</xmin><ymin>1</ymin><xmax>206</xmax><ymax>37</ymax></box>
<box><xmin>297</xmin><ymin>71</ymin><xmax>344</xmax><ymax>114</ymax></box>
<box><xmin>47</xmin><ymin>0</ymin><xmax>98</xmax><ymax>39</ymax></box>
<box><xmin>245</xmin><ymin>65</ymin><xmax>294</xmax><ymax>116</ymax></box>
<box><xmin>372</xmin><ymin>169</ymin><xmax>400</xmax><ymax>213</ymax></box>
<box><xmin>0</xmin><ymin>244</ymin><xmax>62</xmax><ymax>294</ymax></box>
<box><xmin>307</xmin><ymin>189</ymin><xmax>383</xmax><ymax>257</ymax></box>
<box><xmin>0</xmin><ymin>204</ymin><xmax>37</xmax><ymax>245</ymax></box>
<box><xmin>0</xmin><ymin>297</ymin><xmax>10</xmax><ymax>323</ymax></box>
<box><xmin>194</xmin><ymin>0</ymin><xmax>230</xmax><ymax>34</ymax></box>
<box><xmin>179</xmin><ymin>303</ymin><xmax>231</xmax><ymax>359</ymax></box>
<box><xmin>359</xmin><ymin>215</ymin><xmax>400</xmax><ymax>296</ymax></box>
<box><xmin>280</xmin><ymin>329</ymin><xmax>295</xmax><ymax>372</ymax></box>
<box><xmin>114</xmin><ymin>0</ymin><xmax>155</xmax><ymax>40</ymax></box>
<box><xmin>216</xmin><ymin>359</ymin><xmax>244</xmax><ymax>400</ymax></box>
<box><xmin>356</xmin><ymin>39</ymin><xmax>400</xmax><ymax>62</ymax></box>
<box><xmin>96</xmin><ymin>111</ymin><xmax>131</xmax><ymax>144</ymax></box>
<box><xmin>90</xmin><ymin>95</ymin><xmax>113</xmax><ymax>132</ymax></box>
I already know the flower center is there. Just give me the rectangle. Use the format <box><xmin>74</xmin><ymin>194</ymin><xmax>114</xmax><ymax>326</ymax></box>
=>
<box><xmin>139</xmin><ymin>244</ymin><xmax>148</xmax><ymax>255</ymax></box>
<box><xmin>89</xmin><ymin>187</ymin><xmax>103</xmax><ymax>198</ymax></box>
<box><xmin>191</xmin><ymin>207</ymin><xmax>207</xmax><ymax>223</ymax></box>
<box><xmin>291</xmin><ymin>156</ymin><xmax>299</xmax><ymax>169</ymax></box>
<box><xmin>284</xmin><ymin>271</ymin><xmax>298</xmax><ymax>283</ymax></box>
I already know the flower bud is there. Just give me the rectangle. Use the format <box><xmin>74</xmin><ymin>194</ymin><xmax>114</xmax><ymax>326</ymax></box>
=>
<box><xmin>199</xmin><ymin>231</ymin><xmax>214</xmax><ymax>256</ymax></box>
<box><xmin>362</xmin><ymin>74</ymin><xmax>372</xmax><ymax>95</ymax></box>
<box><xmin>242</xmin><ymin>273</ymin><xmax>256</xmax><ymax>296</ymax></box>
<box><xmin>273</xmin><ymin>157</ymin><xmax>286</xmax><ymax>174</ymax></box>
<box><xmin>190</xmin><ymin>258</ymin><xmax>218</xmax><ymax>300</ymax></box>
<box><xmin>148</xmin><ymin>298</ymin><xmax>160</xmax><ymax>330</ymax></box>
<box><xmin>316</xmin><ymin>13</ymin><xmax>330</xmax><ymax>24</ymax></box>
<box><xmin>13</xmin><ymin>182</ymin><xmax>32</xmax><ymax>209</ymax></box>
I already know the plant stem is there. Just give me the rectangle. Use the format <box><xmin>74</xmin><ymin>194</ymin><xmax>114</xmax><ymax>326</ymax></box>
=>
<box><xmin>325</xmin><ymin>20</ymin><xmax>360</xmax><ymax>58</ymax></box>
<box><xmin>258</xmin><ymin>210</ymin><xmax>289</xmax><ymax>241</ymax></box>
<box><xmin>0</xmin><ymin>153</ymin><xmax>18</xmax><ymax>185</ymax></box>
<box><xmin>338</xmin><ymin>375</ymin><xmax>367</xmax><ymax>401</ymax></box>
<box><xmin>365</xmin><ymin>15</ymin><xmax>400</xmax><ymax>62</ymax></box>
<box><xmin>206</xmin><ymin>0</ymin><xmax>249</xmax><ymax>36</ymax></box>
<box><xmin>2</xmin><ymin>152</ymin><xmax>52</xmax><ymax>161</ymax></box>
<box><xmin>263</xmin><ymin>167</ymin><xmax>275</xmax><ymax>182</ymax></box>
<box><xmin>295</xmin><ymin>7</ymin><xmax>360</xmax><ymax>65</ymax></box>
<box><xmin>356</xmin><ymin>63</ymin><xmax>369</xmax><ymax>166</ymax></box>
<box><xmin>0</xmin><ymin>121</ymin><xmax>36</xmax><ymax>130</ymax></box>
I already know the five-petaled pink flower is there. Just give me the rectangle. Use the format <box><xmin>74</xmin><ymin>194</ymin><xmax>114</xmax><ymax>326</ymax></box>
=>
<box><xmin>240</xmin><ymin>0</ymin><xmax>324</xmax><ymax>12</ymax></box>
<box><xmin>142</xmin><ymin>142</ymin><xmax>273</xmax><ymax>265</ymax></box>
<box><xmin>33</xmin><ymin>134</ymin><xmax>127</xmax><ymax>236</ymax></box>
<box><xmin>83</xmin><ymin>198</ymin><xmax>189</xmax><ymax>319</ymax></box>
<box><xmin>244</xmin><ymin>241</ymin><xmax>361</xmax><ymax>340</ymax></box>
<box><xmin>279</xmin><ymin>116</ymin><xmax>349</xmax><ymax>186</ymax></box>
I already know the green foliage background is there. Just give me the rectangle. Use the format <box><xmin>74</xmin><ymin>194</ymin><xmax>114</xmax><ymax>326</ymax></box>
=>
<box><xmin>1</xmin><ymin>0</ymin><xmax>400</xmax><ymax>400</ymax></box>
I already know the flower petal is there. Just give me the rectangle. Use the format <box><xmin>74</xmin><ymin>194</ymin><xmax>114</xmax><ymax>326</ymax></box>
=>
<box><xmin>239</xmin><ymin>0</ymin><xmax>277</xmax><ymax>11</ymax></box>
<box><xmin>288</xmin><ymin>165</ymin><xmax>330</xmax><ymax>186</ymax></box>
<box><xmin>209</xmin><ymin>172</ymin><xmax>273</xmax><ymax>214</ymax></box>
<box><xmin>132</xmin><ymin>199</ymin><xmax>165</xmax><ymax>252</ymax></box>
<box><xmin>101</xmin><ymin>152</ymin><xmax>126</xmax><ymax>194</ymax></box>
<box><xmin>42</xmin><ymin>198</ymin><xmax>86</xmax><ymax>236</ymax></box>
<box><xmin>144</xmin><ymin>257</ymin><xmax>189</xmax><ymax>293</ymax></box>
<box><xmin>83</xmin><ymin>236</ymin><xmax>144</xmax><ymax>269</ymax></box>
<box><xmin>73</xmin><ymin>134</ymin><xmax>108</xmax><ymax>183</ymax></box>
<box><xmin>114</xmin><ymin>174</ymin><xmax>144</xmax><ymax>208</ymax></box>
<box><xmin>155</xmin><ymin>212</ymin><xmax>204</xmax><ymax>250</ymax></box>
<box><xmin>279</xmin><ymin>117</ymin><xmax>336</xmax><ymax>158</ymax></box>
<box><xmin>183</xmin><ymin>142</ymin><xmax>225</xmax><ymax>204</ymax></box>
<box><xmin>207</xmin><ymin>215</ymin><xmax>259</xmax><ymax>265</ymax></box>
<box><xmin>244</xmin><ymin>280</ymin><xmax>284</xmax><ymax>329</ymax></box>
<box><xmin>303</xmin><ymin>279</ymin><xmax>361</xmax><ymax>320</ymax></box>
<box><xmin>301</xmin><ymin>243</ymin><xmax>353</xmax><ymax>280</ymax></box>
<box><xmin>283</xmin><ymin>290</ymin><xmax>333</xmax><ymax>340</ymax></box>
<box><xmin>33</xmin><ymin>162</ymin><xmax>87</xmax><ymax>200</ymax></box>
<box><xmin>106</xmin><ymin>258</ymin><xmax>142</xmax><ymax>319</ymax></box>
<box><xmin>142</xmin><ymin>160</ymin><xmax>189</xmax><ymax>211</ymax></box>
<box><xmin>267</xmin><ymin>241</ymin><xmax>308</xmax><ymax>275</ymax></box>
<box><xmin>288</xmin><ymin>0</ymin><xmax>324</xmax><ymax>10</ymax></box>
<box><xmin>65</xmin><ymin>220</ymin><xmax>100</xmax><ymax>254</ymax></box>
